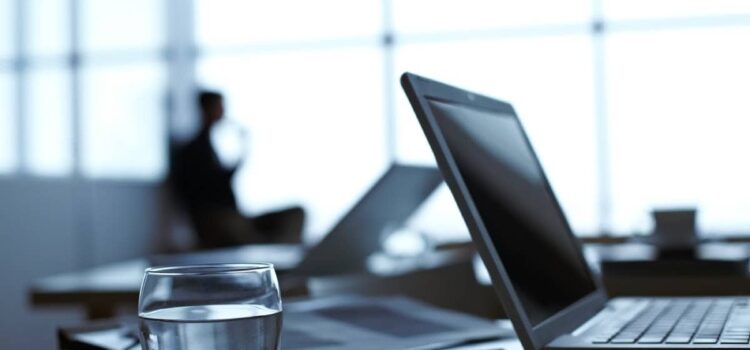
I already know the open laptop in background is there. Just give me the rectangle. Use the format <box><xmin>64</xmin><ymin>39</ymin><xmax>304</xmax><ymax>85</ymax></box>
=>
<box><xmin>295</xmin><ymin>163</ymin><xmax>443</xmax><ymax>275</ymax></box>
<box><xmin>151</xmin><ymin>163</ymin><xmax>443</xmax><ymax>276</ymax></box>
<box><xmin>401</xmin><ymin>72</ymin><xmax>750</xmax><ymax>350</ymax></box>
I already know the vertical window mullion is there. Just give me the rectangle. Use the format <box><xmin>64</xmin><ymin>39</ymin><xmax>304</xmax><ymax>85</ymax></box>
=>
<box><xmin>70</xmin><ymin>0</ymin><xmax>93</xmax><ymax>268</ymax></box>
<box><xmin>71</xmin><ymin>0</ymin><xmax>81</xmax><ymax>176</ymax></box>
<box><xmin>592</xmin><ymin>0</ymin><xmax>611</xmax><ymax>235</ymax></box>
<box><xmin>382</xmin><ymin>0</ymin><xmax>396</xmax><ymax>162</ymax></box>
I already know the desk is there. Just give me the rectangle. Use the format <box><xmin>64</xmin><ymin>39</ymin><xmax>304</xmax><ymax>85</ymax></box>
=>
<box><xmin>591</xmin><ymin>242</ymin><xmax>750</xmax><ymax>296</ymax></box>
<box><xmin>30</xmin><ymin>244</ymin><xmax>305</xmax><ymax>319</ymax></box>
<box><xmin>30</xmin><ymin>243</ymin><xmax>477</xmax><ymax>319</ymax></box>
<box><xmin>31</xmin><ymin>259</ymin><xmax>145</xmax><ymax>319</ymax></box>
<box><xmin>30</xmin><ymin>242</ymin><xmax>750</xmax><ymax>320</ymax></box>
<box><xmin>57</xmin><ymin>298</ymin><xmax>514</xmax><ymax>350</ymax></box>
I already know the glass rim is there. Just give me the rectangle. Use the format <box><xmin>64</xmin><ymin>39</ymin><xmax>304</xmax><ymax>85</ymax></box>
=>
<box><xmin>144</xmin><ymin>263</ymin><xmax>275</xmax><ymax>276</ymax></box>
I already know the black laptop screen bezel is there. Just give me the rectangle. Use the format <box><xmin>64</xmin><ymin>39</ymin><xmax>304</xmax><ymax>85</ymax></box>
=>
<box><xmin>401</xmin><ymin>72</ymin><xmax>608</xmax><ymax>350</ymax></box>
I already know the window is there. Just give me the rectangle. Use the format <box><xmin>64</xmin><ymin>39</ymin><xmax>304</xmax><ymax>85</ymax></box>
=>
<box><xmin>79</xmin><ymin>0</ymin><xmax>165</xmax><ymax>53</ymax></box>
<box><xmin>196</xmin><ymin>0</ymin><xmax>383</xmax><ymax>48</ymax></box>
<box><xmin>25</xmin><ymin>66</ymin><xmax>73</xmax><ymax>175</ymax></box>
<box><xmin>606</xmin><ymin>26</ymin><xmax>750</xmax><ymax>234</ymax></box>
<box><xmin>392</xmin><ymin>0</ymin><xmax>592</xmax><ymax>35</ymax></box>
<box><xmin>22</xmin><ymin>0</ymin><xmax>73</xmax><ymax>176</ymax></box>
<box><xmin>0</xmin><ymin>0</ymin><xmax>14</xmax><ymax>59</ymax></box>
<box><xmin>77</xmin><ymin>0</ymin><xmax>167</xmax><ymax>179</ymax></box>
<box><xmin>2</xmin><ymin>0</ymin><xmax>749</xmax><ymax>236</ymax></box>
<box><xmin>0</xmin><ymin>0</ymin><xmax>15</xmax><ymax>173</ymax></box>
<box><xmin>195</xmin><ymin>0</ymin><xmax>389</xmax><ymax>238</ymax></box>
<box><xmin>80</xmin><ymin>63</ymin><xmax>166</xmax><ymax>179</ymax></box>
<box><xmin>1</xmin><ymin>0</ymin><xmax>169</xmax><ymax>179</ymax></box>
<box><xmin>26</xmin><ymin>0</ymin><xmax>71</xmax><ymax>58</ymax></box>
<box><xmin>0</xmin><ymin>71</ymin><xmax>15</xmax><ymax>173</ymax></box>
<box><xmin>197</xmin><ymin>48</ymin><xmax>389</xmax><ymax>235</ymax></box>
<box><xmin>603</xmin><ymin>0</ymin><xmax>750</xmax><ymax>21</ymax></box>
<box><xmin>193</xmin><ymin>1</ymin><xmax>750</xmax><ymax>237</ymax></box>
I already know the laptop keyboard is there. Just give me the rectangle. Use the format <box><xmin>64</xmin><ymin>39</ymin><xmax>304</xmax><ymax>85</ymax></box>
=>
<box><xmin>591</xmin><ymin>298</ymin><xmax>750</xmax><ymax>345</ymax></box>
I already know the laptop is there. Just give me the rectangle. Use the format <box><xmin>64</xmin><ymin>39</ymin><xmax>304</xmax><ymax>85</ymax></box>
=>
<box><xmin>401</xmin><ymin>72</ymin><xmax>750</xmax><ymax>350</ymax></box>
<box><xmin>295</xmin><ymin>163</ymin><xmax>443</xmax><ymax>275</ymax></box>
<box><xmin>152</xmin><ymin>163</ymin><xmax>443</xmax><ymax>276</ymax></box>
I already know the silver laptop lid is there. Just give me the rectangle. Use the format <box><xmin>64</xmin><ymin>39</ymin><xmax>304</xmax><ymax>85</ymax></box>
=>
<box><xmin>297</xmin><ymin>163</ymin><xmax>443</xmax><ymax>275</ymax></box>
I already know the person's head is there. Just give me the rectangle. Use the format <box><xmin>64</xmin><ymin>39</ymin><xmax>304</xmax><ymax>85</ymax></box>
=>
<box><xmin>198</xmin><ymin>90</ymin><xmax>224</xmax><ymax>128</ymax></box>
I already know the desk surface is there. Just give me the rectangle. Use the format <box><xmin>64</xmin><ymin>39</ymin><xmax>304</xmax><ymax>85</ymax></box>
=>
<box><xmin>29</xmin><ymin>243</ymin><xmax>476</xmax><ymax>319</ymax></box>
<box><xmin>58</xmin><ymin>298</ymin><xmax>515</xmax><ymax>350</ymax></box>
<box><xmin>30</xmin><ymin>242</ymin><xmax>750</xmax><ymax>319</ymax></box>
<box><xmin>30</xmin><ymin>244</ymin><xmax>305</xmax><ymax>318</ymax></box>
<box><xmin>593</xmin><ymin>242</ymin><xmax>750</xmax><ymax>296</ymax></box>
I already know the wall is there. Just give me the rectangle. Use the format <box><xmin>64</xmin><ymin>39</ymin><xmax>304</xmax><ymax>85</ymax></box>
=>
<box><xmin>0</xmin><ymin>177</ymin><xmax>162</xmax><ymax>349</ymax></box>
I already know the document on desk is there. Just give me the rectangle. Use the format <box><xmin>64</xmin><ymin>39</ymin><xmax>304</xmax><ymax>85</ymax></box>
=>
<box><xmin>282</xmin><ymin>296</ymin><xmax>511</xmax><ymax>350</ymax></box>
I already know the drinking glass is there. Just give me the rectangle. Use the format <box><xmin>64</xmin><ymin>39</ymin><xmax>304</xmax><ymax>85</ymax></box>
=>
<box><xmin>138</xmin><ymin>263</ymin><xmax>282</xmax><ymax>350</ymax></box>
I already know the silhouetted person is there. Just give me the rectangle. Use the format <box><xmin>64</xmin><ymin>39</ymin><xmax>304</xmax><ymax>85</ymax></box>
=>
<box><xmin>170</xmin><ymin>91</ymin><xmax>305</xmax><ymax>248</ymax></box>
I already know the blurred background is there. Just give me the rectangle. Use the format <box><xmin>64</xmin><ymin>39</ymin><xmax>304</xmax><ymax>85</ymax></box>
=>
<box><xmin>2</xmin><ymin>0</ymin><xmax>750</xmax><ymax>348</ymax></box>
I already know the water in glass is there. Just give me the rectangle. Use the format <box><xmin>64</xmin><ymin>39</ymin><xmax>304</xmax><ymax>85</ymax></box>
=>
<box><xmin>140</xmin><ymin>304</ymin><xmax>282</xmax><ymax>350</ymax></box>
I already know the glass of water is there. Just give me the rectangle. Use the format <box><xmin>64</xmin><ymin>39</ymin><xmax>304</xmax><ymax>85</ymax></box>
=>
<box><xmin>138</xmin><ymin>264</ymin><xmax>282</xmax><ymax>350</ymax></box>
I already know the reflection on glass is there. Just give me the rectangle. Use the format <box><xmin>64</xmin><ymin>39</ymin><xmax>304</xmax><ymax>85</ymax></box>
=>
<box><xmin>196</xmin><ymin>0</ymin><xmax>382</xmax><ymax>47</ymax></box>
<box><xmin>26</xmin><ymin>0</ymin><xmax>70</xmax><ymax>57</ymax></box>
<box><xmin>0</xmin><ymin>71</ymin><xmax>16</xmax><ymax>172</ymax></box>
<box><xmin>26</xmin><ymin>67</ymin><xmax>72</xmax><ymax>175</ymax></box>
<box><xmin>79</xmin><ymin>0</ymin><xmax>165</xmax><ymax>53</ymax></box>
<box><xmin>81</xmin><ymin>63</ymin><xmax>166</xmax><ymax>179</ymax></box>
<box><xmin>603</xmin><ymin>0</ymin><xmax>750</xmax><ymax>21</ymax></box>
<box><xmin>0</xmin><ymin>0</ymin><xmax>15</xmax><ymax>59</ymax></box>
<box><xmin>393</xmin><ymin>0</ymin><xmax>591</xmax><ymax>36</ymax></box>
<box><xmin>606</xmin><ymin>27</ymin><xmax>750</xmax><ymax>234</ymax></box>
<box><xmin>395</xmin><ymin>35</ymin><xmax>599</xmax><ymax>234</ymax></box>
<box><xmin>196</xmin><ymin>47</ymin><xmax>388</xmax><ymax>237</ymax></box>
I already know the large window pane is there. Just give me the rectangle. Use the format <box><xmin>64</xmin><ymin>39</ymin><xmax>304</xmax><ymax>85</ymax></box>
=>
<box><xmin>394</xmin><ymin>35</ymin><xmax>599</xmax><ymax>235</ymax></box>
<box><xmin>0</xmin><ymin>71</ymin><xmax>16</xmax><ymax>172</ymax></box>
<box><xmin>25</xmin><ymin>67</ymin><xmax>72</xmax><ymax>175</ymax></box>
<box><xmin>0</xmin><ymin>0</ymin><xmax>14</xmax><ymax>59</ymax></box>
<box><xmin>79</xmin><ymin>0</ymin><xmax>165</xmax><ymax>53</ymax></box>
<box><xmin>81</xmin><ymin>63</ymin><xmax>166</xmax><ymax>179</ymax></box>
<box><xmin>393</xmin><ymin>0</ymin><xmax>592</xmax><ymax>36</ymax></box>
<box><xmin>26</xmin><ymin>0</ymin><xmax>70</xmax><ymax>57</ymax></box>
<box><xmin>197</xmin><ymin>47</ymin><xmax>388</xmax><ymax>238</ymax></box>
<box><xmin>604</xmin><ymin>0</ymin><xmax>750</xmax><ymax>21</ymax></box>
<box><xmin>606</xmin><ymin>26</ymin><xmax>750</xmax><ymax>234</ymax></box>
<box><xmin>196</xmin><ymin>0</ymin><xmax>383</xmax><ymax>48</ymax></box>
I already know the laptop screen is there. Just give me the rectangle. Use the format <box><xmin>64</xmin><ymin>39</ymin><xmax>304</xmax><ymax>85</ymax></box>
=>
<box><xmin>427</xmin><ymin>98</ymin><xmax>596</xmax><ymax>326</ymax></box>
